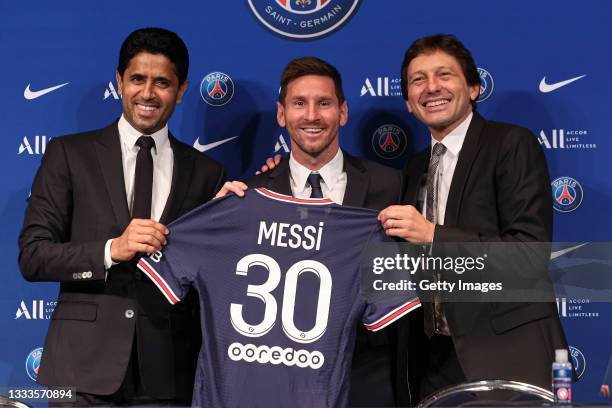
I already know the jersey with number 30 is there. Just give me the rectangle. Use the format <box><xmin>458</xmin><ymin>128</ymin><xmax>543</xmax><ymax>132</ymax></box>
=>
<box><xmin>138</xmin><ymin>188</ymin><xmax>420</xmax><ymax>407</ymax></box>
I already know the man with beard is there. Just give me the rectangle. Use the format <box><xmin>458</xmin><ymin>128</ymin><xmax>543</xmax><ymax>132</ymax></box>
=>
<box><xmin>219</xmin><ymin>56</ymin><xmax>405</xmax><ymax>406</ymax></box>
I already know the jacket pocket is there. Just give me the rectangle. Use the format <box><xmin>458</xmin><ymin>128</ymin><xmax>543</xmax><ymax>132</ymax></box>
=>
<box><xmin>51</xmin><ymin>301</ymin><xmax>98</xmax><ymax>321</ymax></box>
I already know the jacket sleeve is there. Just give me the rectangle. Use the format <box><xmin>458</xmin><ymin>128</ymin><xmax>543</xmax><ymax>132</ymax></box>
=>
<box><xmin>18</xmin><ymin>138</ymin><xmax>106</xmax><ymax>282</ymax></box>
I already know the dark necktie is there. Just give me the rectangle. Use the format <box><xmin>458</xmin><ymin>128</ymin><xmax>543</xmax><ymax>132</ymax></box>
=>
<box><xmin>132</xmin><ymin>136</ymin><xmax>155</xmax><ymax>219</ymax></box>
<box><xmin>423</xmin><ymin>142</ymin><xmax>451</xmax><ymax>337</ymax></box>
<box><xmin>307</xmin><ymin>173</ymin><xmax>324</xmax><ymax>199</ymax></box>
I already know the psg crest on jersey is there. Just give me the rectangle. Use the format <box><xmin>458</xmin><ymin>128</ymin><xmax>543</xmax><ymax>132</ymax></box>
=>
<box><xmin>372</xmin><ymin>124</ymin><xmax>407</xmax><ymax>160</ymax></box>
<box><xmin>551</xmin><ymin>176</ymin><xmax>583</xmax><ymax>213</ymax></box>
<box><xmin>200</xmin><ymin>72</ymin><xmax>235</xmax><ymax>107</ymax></box>
<box><xmin>25</xmin><ymin>347</ymin><xmax>43</xmax><ymax>381</ymax></box>
<box><xmin>247</xmin><ymin>0</ymin><xmax>361</xmax><ymax>39</ymax></box>
<box><xmin>477</xmin><ymin>67</ymin><xmax>494</xmax><ymax>102</ymax></box>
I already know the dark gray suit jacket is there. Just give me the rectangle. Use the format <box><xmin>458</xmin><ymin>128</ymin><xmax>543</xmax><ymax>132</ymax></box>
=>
<box><xmin>18</xmin><ymin>121</ymin><xmax>225</xmax><ymax>400</ymax></box>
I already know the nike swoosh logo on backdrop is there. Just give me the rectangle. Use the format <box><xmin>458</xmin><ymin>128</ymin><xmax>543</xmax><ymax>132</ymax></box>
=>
<box><xmin>24</xmin><ymin>82</ymin><xmax>70</xmax><ymax>100</ymax></box>
<box><xmin>539</xmin><ymin>75</ymin><xmax>586</xmax><ymax>93</ymax></box>
<box><xmin>550</xmin><ymin>243</ymin><xmax>588</xmax><ymax>260</ymax></box>
<box><xmin>193</xmin><ymin>136</ymin><xmax>238</xmax><ymax>152</ymax></box>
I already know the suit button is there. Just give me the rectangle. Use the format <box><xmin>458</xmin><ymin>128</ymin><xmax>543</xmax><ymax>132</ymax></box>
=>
<box><xmin>124</xmin><ymin>309</ymin><xmax>135</xmax><ymax>319</ymax></box>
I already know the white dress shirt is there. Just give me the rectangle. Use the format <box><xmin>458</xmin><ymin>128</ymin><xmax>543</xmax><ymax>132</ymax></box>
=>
<box><xmin>104</xmin><ymin>115</ymin><xmax>174</xmax><ymax>269</ymax></box>
<box><xmin>288</xmin><ymin>149</ymin><xmax>347</xmax><ymax>204</ymax></box>
<box><xmin>421</xmin><ymin>112</ymin><xmax>473</xmax><ymax>225</ymax></box>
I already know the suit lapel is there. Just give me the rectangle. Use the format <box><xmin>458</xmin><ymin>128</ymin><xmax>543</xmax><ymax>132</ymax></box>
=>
<box><xmin>342</xmin><ymin>152</ymin><xmax>368</xmax><ymax>207</ymax></box>
<box><xmin>95</xmin><ymin>122</ymin><xmax>131</xmax><ymax>230</ymax></box>
<box><xmin>160</xmin><ymin>134</ymin><xmax>194</xmax><ymax>225</ymax></box>
<box><xmin>263</xmin><ymin>160</ymin><xmax>293</xmax><ymax>196</ymax></box>
<box><xmin>444</xmin><ymin>112</ymin><xmax>485</xmax><ymax>226</ymax></box>
<box><xmin>403</xmin><ymin>150</ymin><xmax>429</xmax><ymax>206</ymax></box>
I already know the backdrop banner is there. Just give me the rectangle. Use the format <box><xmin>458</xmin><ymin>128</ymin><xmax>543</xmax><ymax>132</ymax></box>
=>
<box><xmin>1</xmin><ymin>0</ymin><xmax>610</xmax><ymax>404</ymax></box>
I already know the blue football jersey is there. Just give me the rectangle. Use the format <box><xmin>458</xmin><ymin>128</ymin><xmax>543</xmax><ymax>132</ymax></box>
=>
<box><xmin>138</xmin><ymin>188</ymin><xmax>420</xmax><ymax>407</ymax></box>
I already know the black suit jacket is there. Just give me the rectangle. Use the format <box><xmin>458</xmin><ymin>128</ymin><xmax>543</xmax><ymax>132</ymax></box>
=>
<box><xmin>18</xmin><ymin>122</ymin><xmax>225</xmax><ymax>400</ymax></box>
<box><xmin>247</xmin><ymin>151</ymin><xmax>405</xmax><ymax>406</ymax></box>
<box><xmin>398</xmin><ymin>113</ymin><xmax>568</xmax><ymax>402</ymax></box>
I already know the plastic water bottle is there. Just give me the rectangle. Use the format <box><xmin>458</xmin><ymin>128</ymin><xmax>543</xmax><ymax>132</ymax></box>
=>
<box><xmin>552</xmin><ymin>349</ymin><xmax>572</xmax><ymax>404</ymax></box>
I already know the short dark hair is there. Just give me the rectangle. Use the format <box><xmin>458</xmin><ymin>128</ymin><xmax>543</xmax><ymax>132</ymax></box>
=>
<box><xmin>117</xmin><ymin>27</ymin><xmax>189</xmax><ymax>85</ymax></box>
<box><xmin>279</xmin><ymin>56</ymin><xmax>345</xmax><ymax>105</ymax></box>
<box><xmin>400</xmin><ymin>34</ymin><xmax>480</xmax><ymax>108</ymax></box>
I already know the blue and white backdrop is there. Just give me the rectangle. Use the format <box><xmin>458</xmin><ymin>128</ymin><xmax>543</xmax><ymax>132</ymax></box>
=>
<box><xmin>1</xmin><ymin>0</ymin><xmax>611</xmax><ymax>404</ymax></box>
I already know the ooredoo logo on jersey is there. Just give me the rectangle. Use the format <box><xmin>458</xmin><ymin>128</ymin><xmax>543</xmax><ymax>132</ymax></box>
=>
<box><xmin>247</xmin><ymin>0</ymin><xmax>361</xmax><ymax>39</ymax></box>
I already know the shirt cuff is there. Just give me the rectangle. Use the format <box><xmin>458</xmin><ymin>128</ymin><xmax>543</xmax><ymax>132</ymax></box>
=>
<box><xmin>104</xmin><ymin>239</ymin><xmax>119</xmax><ymax>270</ymax></box>
<box><xmin>427</xmin><ymin>225</ymin><xmax>437</xmax><ymax>255</ymax></box>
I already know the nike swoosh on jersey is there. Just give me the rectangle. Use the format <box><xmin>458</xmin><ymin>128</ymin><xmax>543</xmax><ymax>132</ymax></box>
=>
<box><xmin>193</xmin><ymin>136</ymin><xmax>238</xmax><ymax>152</ymax></box>
<box><xmin>539</xmin><ymin>75</ymin><xmax>586</xmax><ymax>93</ymax></box>
<box><xmin>24</xmin><ymin>82</ymin><xmax>70</xmax><ymax>100</ymax></box>
<box><xmin>550</xmin><ymin>242</ymin><xmax>588</xmax><ymax>260</ymax></box>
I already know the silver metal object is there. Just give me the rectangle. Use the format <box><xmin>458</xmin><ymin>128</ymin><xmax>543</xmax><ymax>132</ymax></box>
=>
<box><xmin>418</xmin><ymin>380</ymin><xmax>554</xmax><ymax>407</ymax></box>
<box><xmin>0</xmin><ymin>396</ymin><xmax>30</xmax><ymax>408</ymax></box>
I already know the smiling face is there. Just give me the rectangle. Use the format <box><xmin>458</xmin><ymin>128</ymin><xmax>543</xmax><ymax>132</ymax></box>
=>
<box><xmin>117</xmin><ymin>52</ymin><xmax>187</xmax><ymax>135</ymax></box>
<box><xmin>277</xmin><ymin>74</ymin><xmax>347</xmax><ymax>169</ymax></box>
<box><xmin>405</xmin><ymin>50</ymin><xmax>480</xmax><ymax>140</ymax></box>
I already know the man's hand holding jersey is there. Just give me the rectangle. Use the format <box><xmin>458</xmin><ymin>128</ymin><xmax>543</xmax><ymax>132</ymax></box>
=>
<box><xmin>111</xmin><ymin>219</ymin><xmax>169</xmax><ymax>261</ymax></box>
<box><xmin>378</xmin><ymin>205</ymin><xmax>435</xmax><ymax>245</ymax></box>
<box><xmin>215</xmin><ymin>155</ymin><xmax>438</xmax><ymax>247</ymax></box>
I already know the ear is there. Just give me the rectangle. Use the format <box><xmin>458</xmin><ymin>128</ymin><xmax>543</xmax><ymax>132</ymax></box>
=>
<box><xmin>405</xmin><ymin>100</ymin><xmax>413</xmax><ymax>113</ymax></box>
<box><xmin>469</xmin><ymin>84</ymin><xmax>480</xmax><ymax>104</ymax></box>
<box><xmin>115</xmin><ymin>71</ymin><xmax>123</xmax><ymax>97</ymax></box>
<box><xmin>339</xmin><ymin>101</ymin><xmax>348</xmax><ymax>126</ymax></box>
<box><xmin>276</xmin><ymin>102</ymin><xmax>286</xmax><ymax>127</ymax></box>
<box><xmin>176</xmin><ymin>80</ymin><xmax>189</xmax><ymax>104</ymax></box>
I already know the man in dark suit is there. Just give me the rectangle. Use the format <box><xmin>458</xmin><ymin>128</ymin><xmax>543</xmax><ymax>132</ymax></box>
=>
<box><xmin>378</xmin><ymin>34</ymin><xmax>569</xmax><ymax>404</ymax></box>
<box><xmin>18</xmin><ymin>28</ymin><xmax>224</xmax><ymax>406</ymax></box>
<box><xmin>219</xmin><ymin>57</ymin><xmax>404</xmax><ymax>406</ymax></box>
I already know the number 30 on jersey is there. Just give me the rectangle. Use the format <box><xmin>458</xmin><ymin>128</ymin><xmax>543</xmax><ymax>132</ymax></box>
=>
<box><xmin>230</xmin><ymin>254</ymin><xmax>332</xmax><ymax>344</ymax></box>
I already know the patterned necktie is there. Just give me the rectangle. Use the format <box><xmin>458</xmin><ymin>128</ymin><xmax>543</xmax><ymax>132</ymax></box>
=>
<box><xmin>425</xmin><ymin>142</ymin><xmax>447</xmax><ymax>223</ymax></box>
<box><xmin>307</xmin><ymin>173</ymin><xmax>324</xmax><ymax>199</ymax></box>
<box><xmin>132</xmin><ymin>136</ymin><xmax>155</xmax><ymax>219</ymax></box>
<box><xmin>423</xmin><ymin>142</ymin><xmax>451</xmax><ymax>337</ymax></box>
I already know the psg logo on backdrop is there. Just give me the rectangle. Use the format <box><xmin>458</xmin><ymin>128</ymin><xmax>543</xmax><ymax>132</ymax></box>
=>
<box><xmin>372</xmin><ymin>124</ymin><xmax>407</xmax><ymax>159</ymax></box>
<box><xmin>247</xmin><ymin>0</ymin><xmax>361</xmax><ymax>39</ymax></box>
<box><xmin>25</xmin><ymin>347</ymin><xmax>43</xmax><ymax>381</ymax></box>
<box><xmin>551</xmin><ymin>176</ymin><xmax>583</xmax><ymax>213</ymax></box>
<box><xmin>200</xmin><ymin>72</ymin><xmax>235</xmax><ymax>107</ymax></box>
<box><xmin>569</xmin><ymin>346</ymin><xmax>586</xmax><ymax>379</ymax></box>
<box><xmin>477</xmin><ymin>67</ymin><xmax>494</xmax><ymax>102</ymax></box>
